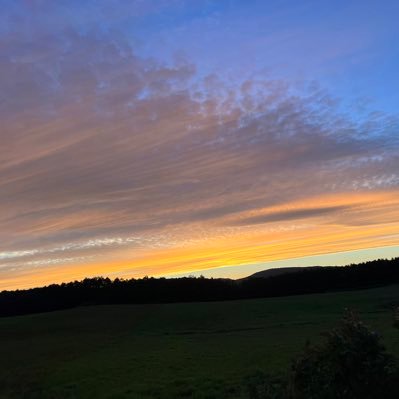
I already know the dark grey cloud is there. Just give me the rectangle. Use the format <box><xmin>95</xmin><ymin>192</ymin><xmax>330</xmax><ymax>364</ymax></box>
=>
<box><xmin>229</xmin><ymin>205</ymin><xmax>350</xmax><ymax>226</ymax></box>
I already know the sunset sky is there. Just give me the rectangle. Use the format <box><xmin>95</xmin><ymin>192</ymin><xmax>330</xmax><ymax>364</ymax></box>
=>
<box><xmin>1</xmin><ymin>0</ymin><xmax>399</xmax><ymax>290</ymax></box>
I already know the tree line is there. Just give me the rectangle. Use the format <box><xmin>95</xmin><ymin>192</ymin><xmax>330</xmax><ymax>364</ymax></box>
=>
<box><xmin>1</xmin><ymin>257</ymin><xmax>398</xmax><ymax>316</ymax></box>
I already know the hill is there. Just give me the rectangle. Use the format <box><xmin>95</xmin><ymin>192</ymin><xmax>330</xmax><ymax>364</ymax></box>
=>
<box><xmin>246</xmin><ymin>266</ymin><xmax>322</xmax><ymax>279</ymax></box>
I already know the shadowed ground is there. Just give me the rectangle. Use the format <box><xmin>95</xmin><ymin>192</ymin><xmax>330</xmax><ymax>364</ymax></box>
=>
<box><xmin>1</xmin><ymin>285</ymin><xmax>398</xmax><ymax>398</ymax></box>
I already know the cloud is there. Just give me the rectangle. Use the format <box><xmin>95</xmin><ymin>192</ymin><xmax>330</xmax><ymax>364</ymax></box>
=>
<box><xmin>1</xmin><ymin>2</ymin><xmax>399</xmax><ymax>288</ymax></box>
<box><xmin>229</xmin><ymin>205</ymin><xmax>350</xmax><ymax>226</ymax></box>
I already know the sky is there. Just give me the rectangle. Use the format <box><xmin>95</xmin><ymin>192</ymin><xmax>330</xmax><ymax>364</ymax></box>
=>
<box><xmin>1</xmin><ymin>0</ymin><xmax>399</xmax><ymax>290</ymax></box>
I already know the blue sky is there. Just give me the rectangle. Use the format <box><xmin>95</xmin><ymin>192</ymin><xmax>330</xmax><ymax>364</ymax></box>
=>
<box><xmin>125</xmin><ymin>0</ymin><xmax>399</xmax><ymax>113</ymax></box>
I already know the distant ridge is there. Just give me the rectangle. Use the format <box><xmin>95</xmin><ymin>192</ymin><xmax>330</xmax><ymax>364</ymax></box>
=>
<box><xmin>247</xmin><ymin>266</ymin><xmax>323</xmax><ymax>279</ymax></box>
<box><xmin>1</xmin><ymin>257</ymin><xmax>398</xmax><ymax>317</ymax></box>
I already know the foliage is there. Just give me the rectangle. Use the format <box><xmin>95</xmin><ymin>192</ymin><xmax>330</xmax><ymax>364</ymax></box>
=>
<box><xmin>288</xmin><ymin>310</ymin><xmax>399</xmax><ymax>399</ymax></box>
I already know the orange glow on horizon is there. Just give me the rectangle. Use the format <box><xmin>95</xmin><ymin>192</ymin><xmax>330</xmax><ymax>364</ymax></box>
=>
<box><xmin>2</xmin><ymin>190</ymin><xmax>399</xmax><ymax>291</ymax></box>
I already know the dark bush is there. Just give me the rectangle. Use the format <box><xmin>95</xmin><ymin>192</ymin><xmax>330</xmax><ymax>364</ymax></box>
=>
<box><xmin>288</xmin><ymin>310</ymin><xmax>399</xmax><ymax>399</ymax></box>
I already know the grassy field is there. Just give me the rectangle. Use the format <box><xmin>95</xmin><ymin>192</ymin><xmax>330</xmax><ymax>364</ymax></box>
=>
<box><xmin>1</xmin><ymin>285</ymin><xmax>399</xmax><ymax>399</ymax></box>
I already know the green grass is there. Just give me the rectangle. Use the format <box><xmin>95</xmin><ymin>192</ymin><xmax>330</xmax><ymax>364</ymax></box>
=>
<box><xmin>1</xmin><ymin>285</ymin><xmax>399</xmax><ymax>398</ymax></box>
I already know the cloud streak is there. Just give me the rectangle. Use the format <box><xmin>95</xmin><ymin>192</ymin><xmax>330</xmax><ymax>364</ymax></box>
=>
<box><xmin>229</xmin><ymin>205</ymin><xmax>350</xmax><ymax>226</ymax></box>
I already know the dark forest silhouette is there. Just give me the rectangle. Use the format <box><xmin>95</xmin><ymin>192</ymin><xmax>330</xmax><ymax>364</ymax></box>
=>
<box><xmin>1</xmin><ymin>257</ymin><xmax>398</xmax><ymax>317</ymax></box>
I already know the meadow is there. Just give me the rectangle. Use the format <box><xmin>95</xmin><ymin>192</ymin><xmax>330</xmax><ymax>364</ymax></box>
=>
<box><xmin>1</xmin><ymin>284</ymin><xmax>398</xmax><ymax>399</ymax></box>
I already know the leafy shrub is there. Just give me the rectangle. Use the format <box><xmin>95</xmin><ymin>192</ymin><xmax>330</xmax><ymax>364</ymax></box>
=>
<box><xmin>288</xmin><ymin>310</ymin><xmax>399</xmax><ymax>399</ymax></box>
